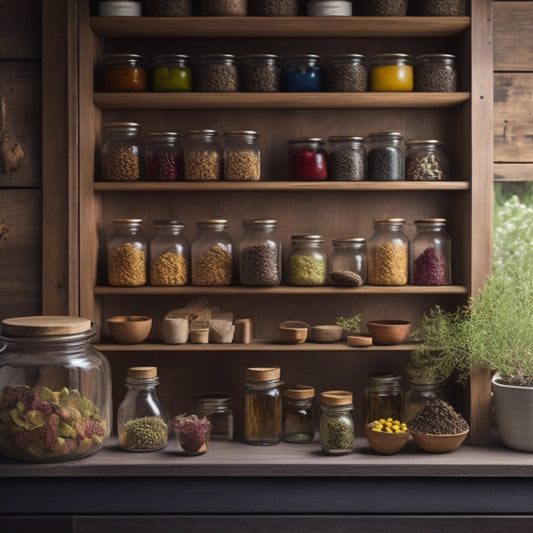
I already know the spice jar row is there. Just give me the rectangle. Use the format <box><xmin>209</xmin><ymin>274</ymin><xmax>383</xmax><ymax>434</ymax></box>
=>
<box><xmin>102</xmin><ymin>52</ymin><xmax>457</xmax><ymax>93</ymax></box>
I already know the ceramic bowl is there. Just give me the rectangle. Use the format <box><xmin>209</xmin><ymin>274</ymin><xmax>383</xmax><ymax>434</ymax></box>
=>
<box><xmin>366</xmin><ymin>320</ymin><xmax>411</xmax><ymax>345</ymax></box>
<box><xmin>411</xmin><ymin>429</ymin><xmax>469</xmax><ymax>453</ymax></box>
<box><xmin>347</xmin><ymin>334</ymin><xmax>373</xmax><ymax>347</ymax></box>
<box><xmin>364</xmin><ymin>424</ymin><xmax>411</xmax><ymax>455</ymax></box>
<box><xmin>310</xmin><ymin>325</ymin><xmax>344</xmax><ymax>343</ymax></box>
<box><xmin>279</xmin><ymin>321</ymin><xmax>310</xmax><ymax>344</ymax></box>
<box><xmin>106</xmin><ymin>315</ymin><xmax>152</xmax><ymax>344</ymax></box>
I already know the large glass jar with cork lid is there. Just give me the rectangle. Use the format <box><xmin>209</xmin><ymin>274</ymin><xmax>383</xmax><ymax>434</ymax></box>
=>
<box><xmin>0</xmin><ymin>316</ymin><xmax>112</xmax><ymax>462</ymax></box>
<box><xmin>101</xmin><ymin>122</ymin><xmax>144</xmax><ymax>182</ymax></box>
<box><xmin>319</xmin><ymin>390</ymin><xmax>354</xmax><ymax>455</ymax></box>
<box><xmin>288</xmin><ymin>234</ymin><xmax>328</xmax><ymax>286</ymax></box>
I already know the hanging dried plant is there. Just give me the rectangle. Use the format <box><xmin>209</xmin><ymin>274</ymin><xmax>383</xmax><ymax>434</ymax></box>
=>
<box><xmin>0</xmin><ymin>94</ymin><xmax>25</xmax><ymax>173</ymax></box>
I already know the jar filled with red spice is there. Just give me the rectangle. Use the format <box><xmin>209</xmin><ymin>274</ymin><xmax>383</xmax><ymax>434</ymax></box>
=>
<box><xmin>288</xmin><ymin>138</ymin><xmax>328</xmax><ymax>181</ymax></box>
<box><xmin>103</xmin><ymin>53</ymin><xmax>147</xmax><ymax>92</ymax></box>
<box><xmin>145</xmin><ymin>132</ymin><xmax>182</xmax><ymax>182</ymax></box>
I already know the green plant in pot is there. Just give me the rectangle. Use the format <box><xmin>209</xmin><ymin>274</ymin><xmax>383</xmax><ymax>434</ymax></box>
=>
<box><xmin>336</xmin><ymin>314</ymin><xmax>361</xmax><ymax>338</ymax></box>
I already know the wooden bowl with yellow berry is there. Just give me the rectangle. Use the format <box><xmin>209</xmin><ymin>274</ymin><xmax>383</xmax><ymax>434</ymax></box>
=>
<box><xmin>364</xmin><ymin>418</ymin><xmax>410</xmax><ymax>455</ymax></box>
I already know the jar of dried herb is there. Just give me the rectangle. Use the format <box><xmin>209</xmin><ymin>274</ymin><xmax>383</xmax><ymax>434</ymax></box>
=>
<box><xmin>117</xmin><ymin>366</ymin><xmax>169</xmax><ymax>452</ymax></box>
<box><xmin>283</xmin><ymin>386</ymin><xmax>315</xmax><ymax>443</ymax></box>
<box><xmin>319</xmin><ymin>390</ymin><xmax>354</xmax><ymax>455</ymax></box>
<box><xmin>364</xmin><ymin>373</ymin><xmax>403</xmax><ymax>425</ymax></box>
<box><xmin>244</xmin><ymin>366</ymin><xmax>283</xmax><ymax>445</ymax></box>
<box><xmin>288</xmin><ymin>234</ymin><xmax>328</xmax><ymax>286</ymax></box>
<box><xmin>195</xmin><ymin>392</ymin><xmax>234</xmax><ymax>441</ymax></box>
<box><xmin>103</xmin><ymin>53</ymin><xmax>147</xmax><ymax>92</ymax></box>
<box><xmin>101</xmin><ymin>122</ymin><xmax>144</xmax><ymax>182</ymax></box>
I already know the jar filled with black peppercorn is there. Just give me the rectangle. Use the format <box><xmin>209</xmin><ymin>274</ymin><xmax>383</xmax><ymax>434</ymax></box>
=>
<box><xmin>328</xmin><ymin>136</ymin><xmax>365</xmax><ymax>181</ymax></box>
<box><xmin>319</xmin><ymin>390</ymin><xmax>354</xmax><ymax>455</ymax></box>
<box><xmin>404</xmin><ymin>379</ymin><xmax>447</xmax><ymax>424</ymax></box>
<box><xmin>197</xmin><ymin>54</ymin><xmax>239</xmax><ymax>92</ymax></box>
<box><xmin>283</xmin><ymin>385</ymin><xmax>315</xmax><ymax>443</ymax></box>
<box><xmin>329</xmin><ymin>237</ymin><xmax>367</xmax><ymax>286</ymax></box>
<box><xmin>366</xmin><ymin>132</ymin><xmax>405</xmax><ymax>181</ymax></box>
<box><xmin>414</xmin><ymin>54</ymin><xmax>457</xmax><ymax>92</ymax></box>
<box><xmin>101</xmin><ymin>122</ymin><xmax>144</xmax><ymax>182</ymax></box>
<box><xmin>326</xmin><ymin>54</ymin><xmax>368</xmax><ymax>93</ymax></box>
<box><xmin>145</xmin><ymin>132</ymin><xmax>182</xmax><ymax>182</ymax></box>
<box><xmin>364</xmin><ymin>373</ymin><xmax>403</xmax><ymax>425</ymax></box>
<box><xmin>146</xmin><ymin>0</ymin><xmax>193</xmax><ymax>16</ymax></box>
<box><xmin>195</xmin><ymin>393</ymin><xmax>234</xmax><ymax>441</ymax></box>
<box><xmin>237</xmin><ymin>54</ymin><xmax>281</xmax><ymax>92</ymax></box>
<box><xmin>405</xmin><ymin>139</ymin><xmax>450</xmax><ymax>182</ymax></box>
<box><xmin>183</xmin><ymin>129</ymin><xmax>222</xmax><ymax>181</ymax></box>
<box><xmin>223</xmin><ymin>131</ymin><xmax>261</xmax><ymax>181</ymax></box>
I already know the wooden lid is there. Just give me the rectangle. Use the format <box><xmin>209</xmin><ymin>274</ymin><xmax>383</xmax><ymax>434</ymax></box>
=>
<box><xmin>246</xmin><ymin>366</ymin><xmax>280</xmax><ymax>382</ymax></box>
<box><xmin>320</xmin><ymin>390</ymin><xmax>353</xmax><ymax>406</ymax></box>
<box><xmin>1</xmin><ymin>316</ymin><xmax>92</xmax><ymax>336</ymax></box>
<box><xmin>127</xmin><ymin>366</ymin><xmax>157</xmax><ymax>379</ymax></box>
<box><xmin>283</xmin><ymin>385</ymin><xmax>315</xmax><ymax>400</ymax></box>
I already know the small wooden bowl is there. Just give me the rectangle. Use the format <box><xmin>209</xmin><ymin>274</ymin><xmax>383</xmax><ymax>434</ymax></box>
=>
<box><xmin>366</xmin><ymin>320</ymin><xmax>411</xmax><ymax>345</ymax></box>
<box><xmin>310</xmin><ymin>325</ymin><xmax>344</xmax><ymax>343</ymax></box>
<box><xmin>364</xmin><ymin>425</ymin><xmax>410</xmax><ymax>455</ymax></box>
<box><xmin>411</xmin><ymin>429</ymin><xmax>469</xmax><ymax>453</ymax></box>
<box><xmin>279</xmin><ymin>321</ymin><xmax>310</xmax><ymax>344</ymax></box>
<box><xmin>107</xmin><ymin>315</ymin><xmax>152</xmax><ymax>344</ymax></box>
<box><xmin>347</xmin><ymin>334</ymin><xmax>373</xmax><ymax>347</ymax></box>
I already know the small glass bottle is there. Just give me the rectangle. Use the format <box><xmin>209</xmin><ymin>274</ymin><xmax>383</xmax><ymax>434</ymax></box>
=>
<box><xmin>369</xmin><ymin>54</ymin><xmax>413</xmax><ymax>92</ymax></box>
<box><xmin>239</xmin><ymin>219</ymin><xmax>281</xmax><ymax>286</ymax></box>
<box><xmin>151</xmin><ymin>54</ymin><xmax>193</xmax><ymax>92</ymax></box>
<box><xmin>201</xmin><ymin>0</ymin><xmax>247</xmax><ymax>15</ymax></box>
<box><xmin>191</xmin><ymin>219</ymin><xmax>234</xmax><ymax>286</ymax></box>
<box><xmin>319</xmin><ymin>390</ymin><xmax>354</xmax><ymax>455</ymax></box>
<box><xmin>366</xmin><ymin>131</ymin><xmax>405</xmax><ymax>181</ymax></box>
<box><xmin>223</xmin><ymin>131</ymin><xmax>261</xmax><ymax>182</ymax></box>
<box><xmin>244</xmin><ymin>366</ymin><xmax>283</xmax><ymax>445</ymax></box>
<box><xmin>249</xmin><ymin>0</ymin><xmax>298</xmax><ymax>16</ymax></box>
<box><xmin>404</xmin><ymin>379</ymin><xmax>447</xmax><ymax>424</ymax></box>
<box><xmin>327</xmin><ymin>136</ymin><xmax>365</xmax><ymax>181</ymax></box>
<box><xmin>238</xmin><ymin>54</ymin><xmax>281</xmax><ymax>92</ymax></box>
<box><xmin>405</xmin><ymin>139</ymin><xmax>450</xmax><ymax>182</ymax></box>
<box><xmin>195</xmin><ymin>393</ymin><xmax>234</xmax><ymax>441</ymax></box>
<box><xmin>107</xmin><ymin>218</ymin><xmax>147</xmax><ymax>287</ymax></box>
<box><xmin>414</xmin><ymin>54</ymin><xmax>457</xmax><ymax>92</ymax></box>
<box><xmin>197</xmin><ymin>54</ymin><xmax>239</xmax><ymax>92</ymax></box>
<box><xmin>364</xmin><ymin>373</ymin><xmax>403</xmax><ymax>425</ymax></box>
<box><xmin>289</xmin><ymin>138</ymin><xmax>328</xmax><ymax>181</ymax></box>
<box><xmin>183</xmin><ymin>129</ymin><xmax>222</xmax><ymax>181</ymax></box>
<box><xmin>326</xmin><ymin>54</ymin><xmax>368</xmax><ymax>92</ymax></box>
<box><xmin>117</xmin><ymin>366</ymin><xmax>169</xmax><ymax>452</ymax></box>
<box><xmin>101</xmin><ymin>122</ymin><xmax>144</xmax><ymax>182</ymax></box>
<box><xmin>145</xmin><ymin>132</ymin><xmax>182</xmax><ymax>182</ymax></box>
<box><xmin>329</xmin><ymin>237</ymin><xmax>367</xmax><ymax>286</ymax></box>
<box><xmin>281</xmin><ymin>55</ymin><xmax>323</xmax><ymax>92</ymax></box>
<box><xmin>289</xmin><ymin>234</ymin><xmax>328</xmax><ymax>286</ymax></box>
<box><xmin>367</xmin><ymin>218</ymin><xmax>408</xmax><ymax>286</ymax></box>
<box><xmin>102</xmin><ymin>53</ymin><xmax>147</xmax><ymax>92</ymax></box>
<box><xmin>283</xmin><ymin>386</ymin><xmax>315</xmax><ymax>443</ymax></box>
<box><xmin>149</xmin><ymin>220</ymin><xmax>190</xmax><ymax>286</ymax></box>
<box><xmin>359</xmin><ymin>0</ymin><xmax>408</xmax><ymax>16</ymax></box>
<box><xmin>411</xmin><ymin>218</ymin><xmax>452</xmax><ymax>285</ymax></box>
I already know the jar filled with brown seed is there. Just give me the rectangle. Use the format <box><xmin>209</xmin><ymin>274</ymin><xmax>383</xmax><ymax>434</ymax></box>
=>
<box><xmin>358</xmin><ymin>0</ymin><xmax>408</xmax><ymax>16</ymax></box>
<box><xmin>197</xmin><ymin>54</ymin><xmax>239</xmax><ymax>92</ymax></box>
<box><xmin>238</xmin><ymin>54</ymin><xmax>281</xmax><ymax>92</ymax></box>
<box><xmin>326</xmin><ymin>54</ymin><xmax>368</xmax><ymax>93</ymax></box>
<box><xmin>201</xmin><ymin>0</ymin><xmax>247</xmax><ymax>15</ymax></box>
<box><xmin>409</xmin><ymin>0</ymin><xmax>465</xmax><ymax>16</ymax></box>
<box><xmin>414</xmin><ymin>54</ymin><xmax>457</xmax><ymax>92</ymax></box>
<box><xmin>149</xmin><ymin>220</ymin><xmax>190</xmax><ymax>286</ymax></box>
<box><xmin>107</xmin><ymin>218</ymin><xmax>147</xmax><ymax>287</ymax></box>
<box><xmin>249</xmin><ymin>0</ymin><xmax>298</xmax><ymax>16</ymax></box>
<box><xmin>223</xmin><ymin>131</ymin><xmax>261</xmax><ymax>181</ymax></box>
<box><xmin>146</xmin><ymin>0</ymin><xmax>193</xmax><ymax>16</ymax></box>
<box><xmin>191</xmin><ymin>219</ymin><xmax>234</xmax><ymax>286</ymax></box>
<box><xmin>183</xmin><ymin>129</ymin><xmax>222</xmax><ymax>181</ymax></box>
<box><xmin>329</xmin><ymin>237</ymin><xmax>367</xmax><ymax>286</ymax></box>
<box><xmin>405</xmin><ymin>139</ymin><xmax>450</xmax><ymax>181</ymax></box>
<box><xmin>327</xmin><ymin>136</ymin><xmax>365</xmax><ymax>181</ymax></box>
<box><xmin>101</xmin><ymin>122</ymin><xmax>144</xmax><ymax>182</ymax></box>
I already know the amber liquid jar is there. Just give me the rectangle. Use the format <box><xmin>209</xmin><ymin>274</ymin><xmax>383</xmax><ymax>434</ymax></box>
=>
<box><xmin>364</xmin><ymin>373</ymin><xmax>403</xmax><ymax>425</ymax></box>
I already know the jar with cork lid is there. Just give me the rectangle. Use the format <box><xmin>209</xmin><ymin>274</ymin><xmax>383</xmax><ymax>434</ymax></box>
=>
<box><xmin>101</xmin><ymin>122</ymin><xmax>144</xmax><ymax>182</ymax></box>
<box><xmin>283</xmin><ymin>385</ymin><xmax>315</xmax><ymax>443</ymax></box>
<box><xmin>319</xmin><ymin>390</ymin><xmax>354</xmax><ymax>455</ymax></box>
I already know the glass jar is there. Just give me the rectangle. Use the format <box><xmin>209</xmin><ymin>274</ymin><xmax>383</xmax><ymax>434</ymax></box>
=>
<box><xmin>239</xmin><ymin>219</ymin><xmax>281</xmax><ymax>286</ymax></box>
<box><xmin>411</xmin><ymin>218</ymin><xmax>452</xmax><ymax>285</ymax></box>
<box><xmin>366</xmin><ymin>131</ymin><xmax>404</xmax><ymax>181</ymax></box>
<box><xmin>223</xmin><ymin>131</ymin><xmax>261</xmax><ymax>181</ymax></box>
<box><xmin>369</xmin><ymin>53</ymin><xmax>413</xmax><ymax>92</ymax></box>
<box><xmin>99</xmin><ymin>1</ymin><xmax>142</xmax><ymax>16</ymax></box>
<box><xmin>195</xmin><ymin>392</ymin><xmax>233</xmax><ymax>441</ymax></box>
<box><xmin>191</xmin><ymin>219</ymin><xmax>234</xmax><ymax>286</ymax></box>
<box><xmin>101</xmin><ymin>122</ymin><xmax>144</xmax><ymax>182</ymax></box>
<box><xmin>0</xmin><ymin>316</ymin><xmax>112</xmax><ymax>462</ymax></box>
<box><xmin>414</xmin><ymin>54</ymin><xmax>457</xmax><ymax>92</ymax></box>
<box><xmin>283</xmin><ymin>385</ymin><xmax>315</xmax><ymax>443</ymax></box>
<box><xmin>288</xmin><ymin>138</ymin><xmax>328</xmax><ymax>181</ymax></box>
<box><xmin>117</xmin><ymin>366</ymin><xmax>169</xmax><ymax>452</ymax></box>
<box><xmin>249</xmin><ymin>0</ymin><xmax>298</xmax><ymax>16</ymax></box>
<box><xmin>145</xmin><ymin>132</ymin><xmax>182</xmax><ymax>182</ymax></box>
<box><xmin>307</xmin><ymin>0</ymin><xmax>353</xmax><ymax>16</ymax></box>
<box><xmin>327</xmin><ymin>136</ymin><xmax>365</xmax><ymax>181</ymax></box>
<box><xmin>404</xmin><ymin>379</ymin><xmax>447</xmax><ymax>424</ymax></box>
<box><xmin>289</xmin><ymin>234</ymin><xmax>328</xmax><ymax>286</ymax></box>
<box><xmin>329</xmin><ymin>237</ymin><xmax>367</xmax><ymax>286</ymax></box>
<box><xmin>151</xmin><ymin>54</ymin><xmax>193</xmax><ymax>92</ymax></box>
<box><xmin>367</xmin><ymin>218</ymin><xmax>408</xmax><ymax>286</ymax></box>
<box><xmin>146</xmin><ymin>0</ymin><xmax>193</xmax><ymax>16</ymax></box>
<box><xmin>405</xmin><ymin>139</ymin><xmax>450</xmax><ymax>182</ymax></box>
<box><xmin>319</xmin><ymin>390</ymin><xmax>354</xmax><ymax>455</ymax></box>
<box><xmin>358</xmin><ymin>0</ymin><xmax>408</xmax><ymax>15</ymax></box>
<box><xmin>149</xmin><ymin>220</ymin><xmax>190</xmax><ymax>286</ymax></box>
<box><xmin>326</xmin><ymin>54</ymin><xmax>368</xmax><ymax>92</ymax></box>
<box><xmin>183</xmin><ymin>129</ymin><xmax>222</xmax><ymax>181</ymax></box>
<box><xmin>107</xmin><ymin>218</ymin><xmax>147</xmax><ymax>287</ymax></box>
<box><xmin>102</xmin><ymin>54</ymin><xmax>147</xmax><ymax>92</ymax></box>
<box><xmin>281</xmin><ymin>55</ymin><xmax>323</xmax><ymax>92</ymax></box>
<box><xmin>201</xmin><ymin>0</ymin><xmax>247</xmax><ymax>15</ymax></box>
<box><xmin>364</xmin><ymin>373</ymin><xmax>403</xmax><ymax>425</ymax></box>
<box><xmin>197</xmin><ymin>54</ymin><xmax>239</xmax><ymax>92</ymax></box>
<box><xmin>409</xmin><ymin>0</ymin><xmax>465</xmax><ymax>16</ymax></box>
<box><xmin>237</xmin><ymin>54</ymin><xmax>281</xmax><ymax>92</ymax></box>
<box><xmin>244</xmin><ymin>366</ymin><xmax>283</xmax><ymax>445</ymax></box>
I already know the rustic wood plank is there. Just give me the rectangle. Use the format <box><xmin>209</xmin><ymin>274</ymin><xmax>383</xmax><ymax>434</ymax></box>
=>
<box><xmin>0</xmin><ymin>0</ymin><xmax>41</xmax><ymax>59</ymax></box>
<box><xmin>494</xmin><ymin>163</ymin><xmax>533</xmax><ymax>181</ymax></box>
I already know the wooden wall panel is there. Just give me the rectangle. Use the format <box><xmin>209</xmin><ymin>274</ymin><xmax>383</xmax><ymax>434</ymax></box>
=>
<box><xmin>0</xmin><ymin>0</ymin><xmax>41</xmax><ymax>60</ymax></box>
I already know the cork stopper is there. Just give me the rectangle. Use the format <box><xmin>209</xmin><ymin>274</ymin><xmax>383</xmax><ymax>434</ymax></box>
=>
<box><xmin>1</xmin><ymin>316</ymin><xmax>92</xmax><ymax>336</ymax></box>
<box><xmin>283</xmin><ymin>385</ymin><xmax>315</xmax><ymax>400</ymax></box>
<box><xmin>320</xmin><ymin>390</ymin><xmax>353</xmax><ymax>406</ymax></box>
<box><xmin>246</xmin><ymin>366</ymin><xmax>280</xmax><ymax>382</ymax></box>
<box><xmin>127</xmin><ymin>366</ymin><xmax>157</xmax><ymax>379</ymax></box>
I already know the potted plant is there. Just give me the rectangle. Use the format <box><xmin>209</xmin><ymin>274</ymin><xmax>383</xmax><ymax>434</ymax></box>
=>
<box><xmin>172</xmin><ymin>413</ymin><xmax>211</xmax><ymax>455</ymax></box>
<box><xmin>336</xmin><ymin>313</ymin><xmax>362</xmax><ymax>339</ymax></box>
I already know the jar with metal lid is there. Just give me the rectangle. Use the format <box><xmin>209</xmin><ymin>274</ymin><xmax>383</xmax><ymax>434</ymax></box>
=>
<box><xmin>183</xmin><ymin>129</ymin><xmax>222</xmax><ymax>181</ymax></box>
<box><xmin>358</xmin><ymin>0</ymin><xmax>407</xmax><ymax>15</ymax></box>
<box><xmin>101</xmin><ymin>122</ymin><xmax>144</xmax><ymax>182</ymax></box>
<box><xmin>411</xmin><ymin>218</ymin><xmax>452</xmax><ymax>285</ymax></box>
<box><xmin>195</xmin><ymin>393</ymin><xmax>233</xmax><ymax>441</ymax></box>
<box><xmin>249</xmin><ymin>0</ymin><xmax>298</xmax><ymax>16</ymax></box>
<box><xmin>289</xmin><ymin>138</ymin><xmax>328</xmax><ymax>181</ymax></box>
<box><xmin>102</xmin><ymin>54</ymin><xmax>147</xmax><ymax>92</ymax></box>
<box><xmin>151</xmin><ymin>54</ymin><xmax>193</xmax><ymax>92</ymax></box>
<box><xmin>107</xmin><ymin>218</ymin><xmax>147</xmax><ymax>287</ymax></box>
<box><xmin>281</xmin><ymin>55</ymin><xmax>323</xmax><ymax>92</ymax></box>
<box><xmin>191</xmin><ymin>219</ymin><xmax>234</xmax><ymax>286</ymax></box>
<box><xmin>117</xmin><ymin>366</ymin><xmax>169</xmax><ymax>452</ymax></box>
<box><xmin>319</xmin><ymin>390</ymin><xmax>354</xmax><ymax>455</ymax></box>
<box><xmin>283</xmin><ymin>385</ymin><xmax>315</xmax><ymax>443</ymax></box>
<box><xmin>149</xmin><ymin>220</ymin><xmax>189</xmax><ymax>286</ymax></box>
<box><xmin>409</xmin><ymin>0</ymin><xmax>465</xmax><ymax>16</ymax></box>
<box><xmin>329</xmin><ymin>237</ymin><xmax>367</xmax><ymax>286</ymax></box>
<box><xmin>326</xmin><ymin>54</ymin><xmax>368</xmax><ymax>92</ymax></box>
<box><xmin>197</xmin><ymin>54</ymin><xmax>239</xmax><ymax>92</ymax></box>
<box><xmin>223</xmin><ymin>131</ymin><xmax>261</xmax><ymax>181</ymax></box>
<box><xmin>146</xmin><ymin>0</ymin><xmax>193</xmax><ymax>16</ymax></box>
<box><xmin>201</xmin><ymin>0</ymin><xmax>247</xmax><ymax>15</ymax></box>
<box><xmin>404</xmin><ymin>379</ymin><xmax>447</xmax><ymax>423</ymax></box>
<box><xmin>364</xmin><ymin>373</ymin><xmax>403</xmax><ymax>425</ymax></box>
<box><xmin>0</xmin><ymin>316</ymin><xmax>112</xmax><ymax>462</ymax></box>
<box><xmin>307</xmin><ymin>0</ymin><xmax>352</xmax><ymax>15</ymax></box>
<box><xmin>327</xmin><ymin>136</ymin><xmax>365</xmax><ymax>181</ymax></box>
<box><xmin>369</xmin><ymin>54</ymin><xmax>413</xmax><ymax>92</ymax></box>
<box><xmin>405</xmin><ymin>139</ymin><xmax>450</xmax><ymax>182</ymax></box>
<box><xmin>414</xmin><ymin>54</ymin><xmax>457</xmax><ymax>92</ymax></box>
<box><xmin>237</xmin><ymin>54</ymin><xmax>281</xmax><ymax>92</ymax></box>
<box><xmin>367</xmin><ymin>218</ymin><xmax>408</xmax><ymax>286</ymax></box>
<box><xmin>244</xmin><ymin>366</ymin><xmax>283</xmax><ymax>445</ymax></box>
<box><xmin>145</xmin><ymin>132</ymin><xmax>182</xmax><ymax>182</ymax></box>
<box><xmin>289</xmin><ymin>234</ymin><xmax>328</xmax><ymax>286</ymax></box>
<box><xmin>366</xmin><ymin>131</ymin><xmax>405</xmax><ymax>181</ymax></box>
<box><xmin>99</xmin><ymin>1</ymin><xmax>142</xmax><ymax>16</ymax></box>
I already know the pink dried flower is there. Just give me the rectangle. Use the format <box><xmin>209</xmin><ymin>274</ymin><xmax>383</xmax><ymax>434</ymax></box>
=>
<box><xmin>2</xmin><ymin>385</ymin><xmax>34</xmax><ymax>409</ymax></box>
<box><xmin>30</xmin><ymin>397</ymin><xmax>52</xmax><ymax>415</ymax></box>
<box><xmin>172</xmin><ymin>413</ymin><xmax>211</xmax><ymax>443</ymax></box>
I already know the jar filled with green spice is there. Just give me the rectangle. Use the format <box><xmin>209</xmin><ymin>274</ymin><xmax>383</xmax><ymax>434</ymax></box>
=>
<box><xmin>319</xmin><ymin>390</ymin><xmax>354</xmax><ymax>455</ymax></box>
<box><xmin>283</xmin><ymin>385</ymin><xmax>315</xmax><ymax>443</ymax></box>
<box><xmin>364</xmin><ymin>373</ymin><xmax>403</xmax><ymax>425</ymax></box>
<box><xmin>288</xmin><ymin>234</ymin><xmax>328</xmax><ymax>286</ymax></box>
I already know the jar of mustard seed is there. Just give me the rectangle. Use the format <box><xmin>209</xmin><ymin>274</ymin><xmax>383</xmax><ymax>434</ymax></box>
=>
<box><xmin>197</xmin><ymin>54</ymin><xmax>239</xmax><ymax>92</ymax></box>
<box><xmin>319</xmin><ymin>390</ymin><xmax>354</xmax><ymax>455</ymax></box>
<box><xmin>183</xmin><ymin>129</ymin><xmax>222</xmax><ymax>181</ymax></box>
<box><xmin>329</xmin><ymin>237</ymin><xmax>367</xmax><ymax>286</ymax></box>
<box><xmin>281</xmin><ymin>55</ymin><xmax>323</xmax><ymax>92</ymax></box>
<box><xmin>145</xmin><ymin>132</ymin><xmax>182</xmax><ymax>182</ymax></box>
<box><xmin>289</xmin><ymin>138</ymin><xmax>328</xmax><ymax>181</ymax></box>
<box><xmin>101</xmin><ymin>122</ymin><xmax>144</xmax><ymax>182</ymax></box>
<box><xmin>195</xmin><ymin>393</ymin><xmax>234</xmax><ymax>441</ymax></box>
<box><xmin>405</xmin><ymin>139</ymin><xmax>450</xmax><ymax>182</ymax></box>
<box><xmin>201</xmin><ymin>0</ymin><xmax>247</xmax><ymax>16</ymax></box>
<box><xmin>289</xmin><ymin>234</ymin><xmax>328</xmax><ymax>286</ymax></box>
<box><xmin>364</xmin><ymin>373</ymin><xmax>403</xmax><ymax>425</ymax></box>
<box><xmin>326</xmin><ymin>54</ymin><xmax>368</xmax><ymax>93</ymax></box>
<box><xmin>358</xmin><ymin>0</ymin><xmax>408</xmax><ymax>15</ymax></box>
<box><xmin>414</xmin><ymin>54</ymin><xmax>457</xmax><ymax>92</ymax></box>
<box><xmin>103</xmin><ymin>53</ymin><xmax>147</xmax><ymax>92</ymax></box>
<box><xmin>366</xmin><ymin>131</ymin><xmax>404</xmax><ymax>181</ymax></box>
<box><xmin>283</xmin><ymin>386</ymin><xmax>315</xmax><ymax>443</ymax></box>
<box><xmin>404</xmin><ymin>379</ymin><xmax>447</xmax><ymax>424</ymax></box>
<box><xmin>237</xmin><ymin>54</ymin><xmax>281</xmax><ymax>92</ymax></box>
<box><xmin>327</xmin><ymin>136</ymin><xmax>365</xmax><ymax>181</ymax></box>
<box><xmin>151</xmin><ymin>54</ymin><xmax>193</xmax><ymax>92</ymax></box>
<box><xmin>223</xmin><ymin>131</ymin><xmax>261</xmax><ymax>181</ymax></box>
<box><xmin>369</xmin><ymin>54</ymin><xmax>413</xmax><ymax>92</ymax></box>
